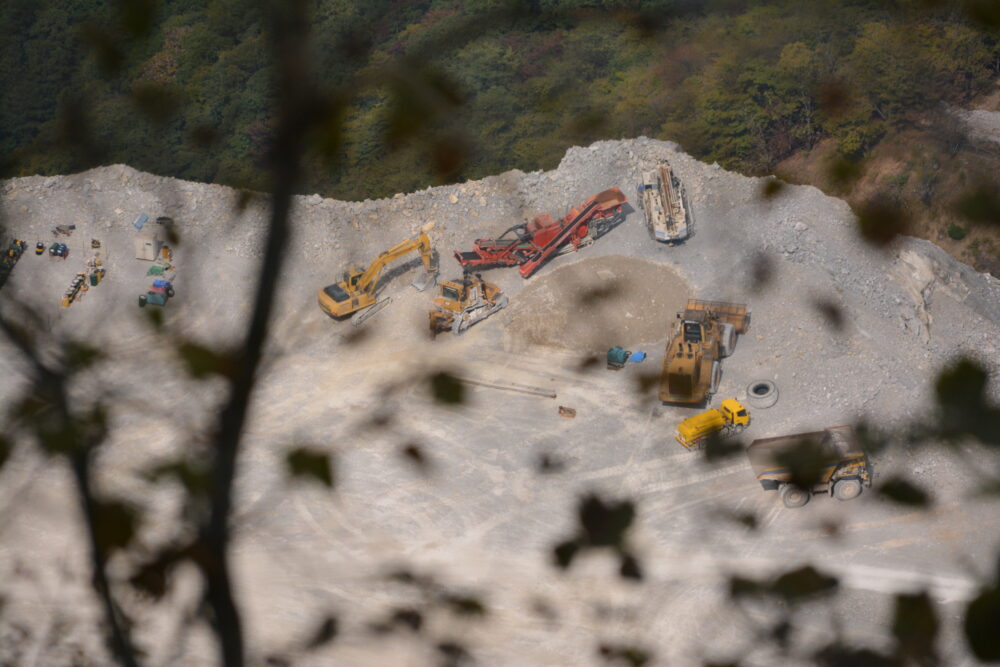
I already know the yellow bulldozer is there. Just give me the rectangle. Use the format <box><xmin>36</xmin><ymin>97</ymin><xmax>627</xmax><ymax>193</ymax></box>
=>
<box><xmin>659</xmin><ymin>299</ymin><xmax>750</xmax><ymax>405</ymax></box>
<box><xmin>428</xmin><ymin>273</ymin><xmax>508</xmax><ymax>335</ymax></box>
<box><xmin>318</xmin><ymin>231</ymin><xmax>438</xmax><ymax>322</ymax></box>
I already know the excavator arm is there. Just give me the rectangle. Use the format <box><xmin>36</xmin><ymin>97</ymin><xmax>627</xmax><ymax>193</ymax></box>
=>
<box><xmin>356</xmin><ymin>232</ymin><xmax>437</xmax><ymax>294</ymax></box>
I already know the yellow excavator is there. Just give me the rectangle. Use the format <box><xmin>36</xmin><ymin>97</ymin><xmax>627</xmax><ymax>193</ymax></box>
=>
<box><xmin>318</xmin><ymin>231</ymin><xmax>438</xmax><ymax>322</ymax></box>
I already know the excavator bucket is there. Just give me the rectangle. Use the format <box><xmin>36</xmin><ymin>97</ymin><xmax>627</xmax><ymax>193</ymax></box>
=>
<box><xmin>411</xmin><ymin>269</ymin><xmax>438</xmax><ymax>292</ymax></box>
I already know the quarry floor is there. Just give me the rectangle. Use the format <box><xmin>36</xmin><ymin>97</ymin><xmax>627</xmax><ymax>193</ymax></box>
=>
<box><xmin>2</xmin><ymin>139</ymin><xmax>1000</xmax><ymax>665</ymax></box>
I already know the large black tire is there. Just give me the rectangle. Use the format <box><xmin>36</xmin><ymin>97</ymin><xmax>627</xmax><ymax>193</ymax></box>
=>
<box><xmin>833</xmin><ymin>478</ymin><xmax>863</xmax><ymax>501</ymax></box>
<box><xmin>166</xmin><ymin>287</ymin><xmax>176</xmax><ymax>298</ymax></box>
<box><xmin>780</xmin><ymin>484</ymin><xmax>810</xmax><ymax>509</ymax></box>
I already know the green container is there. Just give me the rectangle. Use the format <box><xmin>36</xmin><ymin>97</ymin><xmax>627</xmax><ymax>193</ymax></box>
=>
<box><xmin>607</xmin><ymin>346</ymin><xmax>630</xmax><ymax>368</ymax></box>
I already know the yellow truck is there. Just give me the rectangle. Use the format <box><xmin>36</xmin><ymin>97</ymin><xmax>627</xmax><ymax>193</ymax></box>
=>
<box><xmin>747</xmin><ymin>426</ymin><xmax>872</xmax><ymax>508</ymax></box>
<box><xmin>675</xmin><ymin>398</ymin><xmax>750</xmax><ymax>450</ymax></box>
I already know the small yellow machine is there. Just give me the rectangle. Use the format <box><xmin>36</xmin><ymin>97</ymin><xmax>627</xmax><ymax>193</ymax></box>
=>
<box><xmin>428</xmin><ymin>274</ymin><xmax>507</xmax><ymax>335</ymax></box>
<box><xmin>318</xmin><ymin>231</ymin><xmax>438</xmax><ymax>320</ymax></box>
<box><xmin>675</xmin><ymin>398</ymin><xmax>750</xmax><ymax>450</ymax></box>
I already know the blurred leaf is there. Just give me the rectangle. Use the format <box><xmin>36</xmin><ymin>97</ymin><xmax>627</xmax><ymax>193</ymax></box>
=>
<box><xmin>965</xmin><ymin>585</ymin><xmax>1000</xmax><ymax>661</ymax></box>
<box><xmin>436</xmin><ymin>640</ymin><xmax>471</xmax><ymax>667</ymax></box>
<box><xmin>878</xmin><ymin>476</ymin><xmax>932</xmax><ymax>507</ymax></box>
<box><xmin>177</xmin><ymin>342</ymin><xmax>232</xmax><ymax>379</ymax></box>
<box><xmin>391</xmin><ymin>607</ymin><xmax>423</xmax><ymax>632</ymax></box>
<box><xmin>579</xmin><ymin>494</ymin><xmax>635</xmax><ymax>548</ymax></box>
<box><xmin>0</xmin><ymin>435</ymin><xmax>11</xmax><ymax>470</ymax></box>
<box><xmin>115</xmin><ymin>0</ymin><xmax>155</xmax><ymax>36</ymax></box>
<box><xmin>431</xmin><ymin>139</ymin><xmax>465</xmax><ymax>179</ymax></box>
<box><xmin>131</xmin><ymin>83</ymin><xmax>180</xmax><ymax>123</ymax></box>
<box><xmin>63</xmin><ymin>341</ymin><xmax>103</xmax><ymax>372</ymax></box>
<box><xmin>855</xmin><ymin>196</ymin><xmax>909</xmax><ymax>247</ymax></box>
<box><xmin>893</xmin><ymin>592</ymin><xmax>938</xmax><ymax>662</ymax></box>
<box><xmin>577</xmin><ymin>283</ymin><xmax>621</xmax><ymax>304</ymax></box>
<box><xmin>618</xmin><ymin>552</ymin><xmax>643</xmax><ymax>581</ymax></box>
<box><xmin>703</xmin><ymin>432</ymin><xmax>743</xmax><ymax>462</ymax></box>
<box><xmin>78</xmin><ymin>22</ymin><xmax>123</xmax><ymax>74</ymax></box>
<box><xmin>144</xmin><ymin>306</ymin><xmax>165</xmax><ymax>330</ymax></box>
<box><xmin>553</xmin><ymin>539</ymin><xmax>580</xmax><ymax>570</ymax></box>
<box><xmin>129</xmin><ymin>546</ymin><xmax>188</xmax><ymax>600</ymax></box>
<box><xmin>962</xmin><ymin>0</ymin><xmax>1000</xmax><ymax>28</ymax></box>
<box><xmin>771</xmin><ymin>439</ymin><xmax>836</xmax><ymax>491</ymax></box>
<box><xmin>400</xmin><ymin>443</ymin><xmax>432</xmax><ymax>474</ymax></box>
<box><xmin>771</xmin><ymin>565</ymin><xmax>838</xmax><ymax>603</ymax></box>
<box><xmin>760</xmin><ymin>178</ymin><xmax>785</xmax><ymax>199</ymax></box>
<box><xmin>537</xmin><ymin>452</ymin><xmax>565</xmax><ymax>474</ymax></box>
<box><xmin>189</xmin><ymin>125</ymin><xmax>218</xmax><ymax>148</ymax></box>
<box><xmin>598</xmin><ymin>642</ymin><xmax>652</xmax><ymax>666</ymax></box>
<box><xmin>633</xmin><ymin>371</ymin><xmax>659</xmax><ymax>395</ymax></box>
<box><xmin>817</xmin><ymin>80</ymin><xmax>851</xmax><ymax>116</ymax></box>
<box><xmin>305</xmin><ymin>614</ymin><xmax>338</xmax><ymax>649</ymax></box>
<box><xmin>955</xmin><ymin>184</ymin><xmax>1000</xmax><ymax>227</ymax></box>
<box><xmin>935</xmin><ymin>358</ymin><xmax>1000</xmax><ymax>445</ymax></box>
<box><xmin>812</xmin><ymin>298</ymin><xmax>844</xmax><ymax>332</ymax></box>
<box><xmin>429</xmin><ymin>371</ymin><xmax>464</xmax><ymax>404</ymax></box>
<box><xmin>576</xmin><ymin>354</ymin><xmax>600</xmax><ymax>372</ymax></box>
<box><xmin>442</xmin><ymin>594</ymin><xmax>487</xmax><ymax>617</ymax></box>
<box><xmin>748</xmin><ymin>251</ymin><xmax>774</xmax><ymax>294</ymax></box>
<box><xmin>285</xmin><ymin>447</ymin><xmax>335</xmax><ymax>488</ymax></box>
<box><xmin>145</xmin><ymin>459</ymin><xmax>210</xmax><ymax>496</ymax></box>
<box><xmin>729</xmin><ymin>575</ymin><xmax>765</xmax><ymax>599</ymax></box>
<box><xmin>813</xmin><ymin>644</ymin><xmax>897</xmax><ymax>667</ymax></box>
<box><xmin>92</xmin><ymin>498</ymin><xmax>139</xmax><ymax>556</ymax></box>
<box><xmin>826</xmin><ymin>156</ymin><xmax>863</xmax><ymax>189</ymax></box>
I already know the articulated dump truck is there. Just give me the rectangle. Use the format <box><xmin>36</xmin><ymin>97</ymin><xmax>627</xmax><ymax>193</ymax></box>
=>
<box><xmin>748</xmin><ymin>426</ymin><xmax>872</xmax><ymax>508</ymax></box>
<box><xmin>659</xmin><ymin>299</ymin><xmax>750</xmax><ymax>405</ymax></box>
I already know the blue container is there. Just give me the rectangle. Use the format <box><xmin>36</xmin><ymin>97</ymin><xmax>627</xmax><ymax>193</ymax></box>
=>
<box><xmin>132</xmin><ymin>213</ymin><xmax>149</xmax><ymax>230</ymax></box>
<box><xmin>152</xmin><ymin>279</ymin><xmax>171</xmax><ymax>289</ymax></box>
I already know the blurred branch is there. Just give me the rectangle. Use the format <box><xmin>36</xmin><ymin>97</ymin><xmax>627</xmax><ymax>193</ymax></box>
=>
<box><xmin>0</xmin><ymin>315</ymin><xmax>138</xmax><ymax>667</ymax></box>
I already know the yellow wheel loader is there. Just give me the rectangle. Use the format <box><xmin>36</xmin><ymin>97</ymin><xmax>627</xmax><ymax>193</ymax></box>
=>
<box><xmin>659</xmin><ymin>299</ymin><xmax>750</xmax><ymax>405</ymax></box>
<box><xmin>318</xmin><ymin>231</ymin><xmax>438</xmax><ymax>321</ymax></box>
<box><xmin>428</xmin><ymin>273</ymin><xmax>508</xmax><ymax>335</ymax></box>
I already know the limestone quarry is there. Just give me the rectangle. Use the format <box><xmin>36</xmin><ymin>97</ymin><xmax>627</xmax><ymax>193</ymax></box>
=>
<box><xmin>1</xmin><ymin>138</ymin><xmax>1000</xmax><ymax>665</ymax></box>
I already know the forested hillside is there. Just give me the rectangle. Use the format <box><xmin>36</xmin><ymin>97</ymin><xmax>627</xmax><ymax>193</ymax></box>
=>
<box><xmin>2</xmin><ymin>0</ymin><xmax>998</xmax><ymax>202</ymax></box>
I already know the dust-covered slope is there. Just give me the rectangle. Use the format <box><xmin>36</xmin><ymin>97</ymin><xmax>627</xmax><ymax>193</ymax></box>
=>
<box><xmin>1</xmin><ymin>139</ymin><xmax>999</xmax><ymax>665</ymax></box>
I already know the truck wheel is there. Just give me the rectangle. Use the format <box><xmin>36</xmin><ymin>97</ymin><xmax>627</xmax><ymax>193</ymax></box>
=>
<box><xmin>833</xmin><ymin>478</ymin><xmax>863</xmax><ymax>501</ymax></box>
<box><xmin>780</xmin><ymin>484</ymin><xmax>810</xmax><ymax>508</ymax></box>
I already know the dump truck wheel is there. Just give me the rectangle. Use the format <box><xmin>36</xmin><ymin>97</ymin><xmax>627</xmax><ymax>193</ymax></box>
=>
<box><xmin>833</xmin><ymin>478</ymin><xmax>863</xmax><ymax>501</ymax></box>
<box><xmin>780</xmin><ymin>484</ymin><xmax>810</xmax><ymax>508</ymax></box>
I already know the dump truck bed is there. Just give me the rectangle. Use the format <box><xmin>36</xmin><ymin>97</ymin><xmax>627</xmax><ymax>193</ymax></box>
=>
<box><xmin>746</xmin><ymin>426</ymin><xmax>857</xmax><ymax>477</ymax></box>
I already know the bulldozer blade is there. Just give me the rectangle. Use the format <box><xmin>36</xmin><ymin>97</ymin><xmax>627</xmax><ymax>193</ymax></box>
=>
<box><xmin>411</xmin><ymin>270</ymin><xmax>438</xmax><ymax>292</ymax></box>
